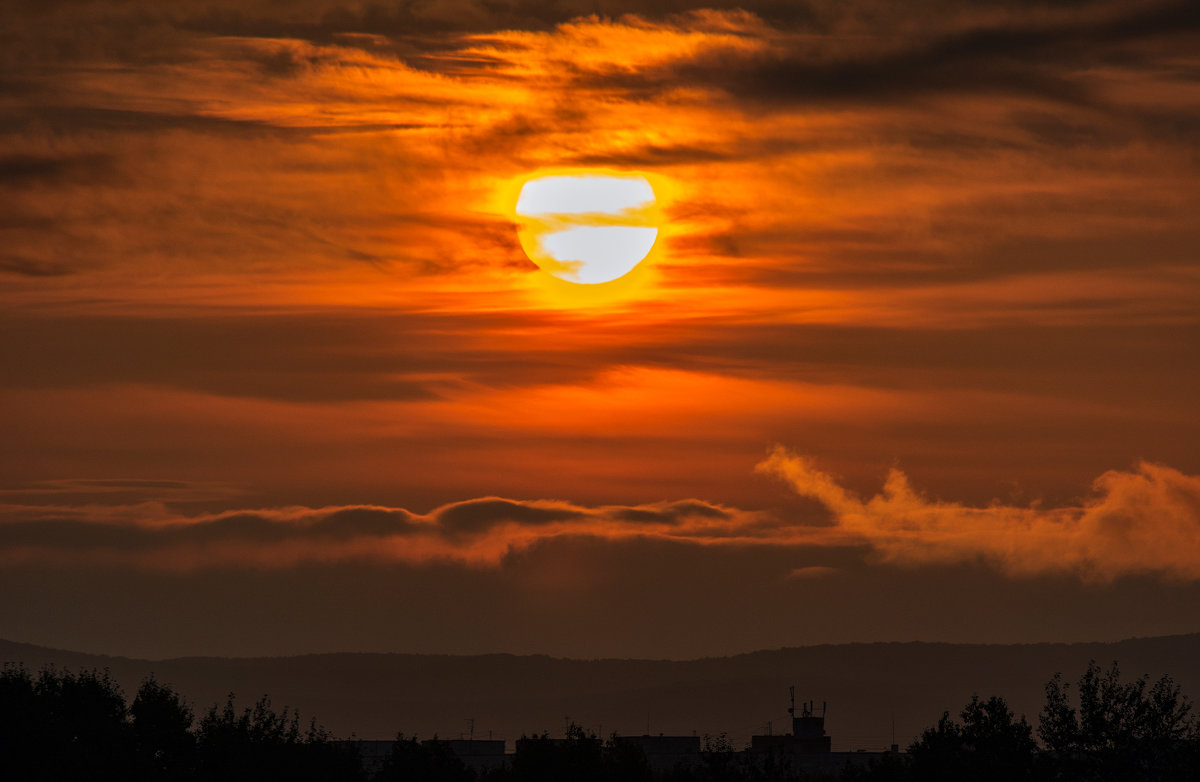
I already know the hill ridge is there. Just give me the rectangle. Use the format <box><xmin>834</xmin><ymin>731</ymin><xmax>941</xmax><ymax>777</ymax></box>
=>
<box><xmin>5</xmin><ymin>632</ymin><xmax>1199</xmax><ymax>666</ymax></box>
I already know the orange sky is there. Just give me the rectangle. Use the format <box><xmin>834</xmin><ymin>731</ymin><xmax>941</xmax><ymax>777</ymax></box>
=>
<box><xmin>2</xmin><ymin>0</ymin><xmax>1199</xmax><ymax>658</ymax></box>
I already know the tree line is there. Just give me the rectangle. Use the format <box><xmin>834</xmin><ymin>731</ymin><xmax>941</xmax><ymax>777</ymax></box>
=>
<box><xmin>1</xmin><ymin>661</ymin><xmax>1197</xmax><ymax>781</ymax></box>
<box><xmin>848</xmin><ymin>661</ymin><xmax>1199</xmax><ymax>782</ymax></box>
<box><xmin>0</xmin><ymin>666</ymin><xmax>361</xmax><ymax>781</ymax></box>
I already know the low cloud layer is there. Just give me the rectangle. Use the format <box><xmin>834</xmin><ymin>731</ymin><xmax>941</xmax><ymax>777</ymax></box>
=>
<box><xmin>0</xmin><ymin>496</ymin><xmax>793</xmax><ymax>570</ymax></box>
<box><xmin>4</xmin><ymin>455</ymin><xmax>1199</xmax><ymax>582</ymax></box>
<box><xmin>759</xmin><ymin>448</ymin><xmax>1200</xmax><ymax>582</ymax></box>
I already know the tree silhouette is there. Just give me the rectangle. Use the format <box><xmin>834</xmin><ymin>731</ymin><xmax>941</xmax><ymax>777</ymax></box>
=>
<box><xmin>0</xmin><ymin>666</ymin><xmax>43</xmax><ymax>780</ymax></box>
<box><xmin>506</xmin><ymin>724</ymin><xmax>676</xmax><ymax>782</ymax></box>
<box><xmin>195</xmin><ymin>693</ymin><xmax>362</xmax><ymax>782</ymax></box>
<box><xmin>0</xmin><ymin>665</ymin><xmax>135</xmax><ymax>781</ymax></box>
<box><xmin>1</xmin><ymin>666</ymin><xmax>364</xmax><ymax>781</ymax></box>
<box><xmin>905</xmin><ymin>695</ymin><xmax>1036</xmax><ymax>782</ymax></box>
<box><xmin>510</xmin><ymin>725</ymin><xmax>603</xmax><ymax>782</ymax></box>
<box><xmin>604</xmin><ymin>735</ymin><xmax>653</xmax><ymax>782</ymax></box>
<box><xmin>695</xmin><ymin>731</ymin><xmax>740</xmax><ymax>782</ymax></box>
<box><xmin>375</xmin><ymin>734</ymin><xmax>473</xmax><ymax>782</ymax></box>
<box><xmin>1040</xmin><ymin>660</ymin><xmax>1198</xmax><ymax>781</ymax></box>
<box><xmin>131</xmin><ymin>676</ymin><xmax>196</xmax><ymax>780</ymax></box>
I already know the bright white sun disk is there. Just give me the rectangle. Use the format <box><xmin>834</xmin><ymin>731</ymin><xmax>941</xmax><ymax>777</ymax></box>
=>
<box><xmin>539</xmin><ymin>226</ymin><xmax>658</xmax><ymax>284</ymax></box>
<box><xmin>514</xmin><ymin>173</ymin><xmax>659</xmax><ymax>285</ymax></box>
<box><xmin>515</xmin><ymin>175</ymin><xmax>655</xmax><ymax>216</ymax></box>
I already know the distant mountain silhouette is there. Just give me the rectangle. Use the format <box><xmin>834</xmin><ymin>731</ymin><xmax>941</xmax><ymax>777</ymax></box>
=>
<box><xmin>3</xmin><ymin>635</ymin><xmax>1198</xmax><ymax>752</ymax></box>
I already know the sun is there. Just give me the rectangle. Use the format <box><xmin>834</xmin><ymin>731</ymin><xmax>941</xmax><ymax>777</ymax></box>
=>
<box><xmin>513</xmin><ymin>171</ymin><xmax>660</xmax><ymax>285</ymax></box>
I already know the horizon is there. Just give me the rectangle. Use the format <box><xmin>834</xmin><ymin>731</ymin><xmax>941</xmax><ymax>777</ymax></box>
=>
<box><xmin>5</xmin><ymin>630</ymin><xmax>1200</xmax><ymax>664</ymax></box>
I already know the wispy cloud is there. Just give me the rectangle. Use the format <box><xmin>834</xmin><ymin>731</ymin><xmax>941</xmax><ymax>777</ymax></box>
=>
<box><xmin>759</xmin><ymin>447</ymin><xmax>1200</xmax><ymax>582</ymax></box>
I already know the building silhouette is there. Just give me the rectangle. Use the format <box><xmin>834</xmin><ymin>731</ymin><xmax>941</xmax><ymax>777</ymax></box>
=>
<box><xmin>746</xmin><ymin>689</ymin><xmax>899</xmax><ymax>776</ymax></box>
<box><xmin>344</xmin><ymin>689</ymin><xmax>900</xmax><ymax>776</ymax></box>
<box><xmin>751</xmin><ymin>689</ymin><xmax>832</xmax><ymax>753</ymax></box>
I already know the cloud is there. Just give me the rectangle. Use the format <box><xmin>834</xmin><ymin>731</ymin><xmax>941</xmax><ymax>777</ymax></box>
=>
<box><xmin>4</xmin><ymin>0</ymin><xmax>1197</xmax><ymax>303</ymax></box>
<box><xmin>0</xmin><ymin>496</ymin><xmax>779</xmax><ymax>570</ymax></box>
<box><xmin>0</xmin><ymin>154</ymin><xmax>117</xmax><ymax>185</ymax></box>
<box><xmin>570</xmin><ymin>1</ymin><xmax>1198</xmax><ymax>111</ymax></box>
<box><xmin>435</xmin><ymin>498</ymin><xmax>585</xmax><ymax>536</ymax></box>
<box><xmin>785</xmin><ymin>565</ymin><xmax>840</xmax><ymax>580</ymax></box>
<box><xmin>1</xmin><ymin>0</ymin><xmax>1197</xmax><ymax>595</ymax></box>
<box><xmin>757</xmin><ymin>447</ymin><xmax>1200</xmax><ymax>582</ymax></box>
<box><xmin>3</xmin><ymin>452</ymin><xmax>1198</xmax><ymax>581</ymax></box>
<box><xmin>0</xmin><ymin>256</ymin><xmax>74</xmax><ymax>277</ymax></box>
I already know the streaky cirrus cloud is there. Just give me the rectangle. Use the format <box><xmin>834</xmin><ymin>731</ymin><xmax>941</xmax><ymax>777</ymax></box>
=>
<box><xmin>758</xmin><ymin>447</ymin><xmax>1200</xmax><ymax>582</ymax></box>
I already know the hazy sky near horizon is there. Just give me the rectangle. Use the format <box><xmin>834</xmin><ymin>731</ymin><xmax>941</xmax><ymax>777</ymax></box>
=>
<box><xmin>2</xmin><ymin>0</ymin><xmax>1200</xmax><ymax>659</ymax></box>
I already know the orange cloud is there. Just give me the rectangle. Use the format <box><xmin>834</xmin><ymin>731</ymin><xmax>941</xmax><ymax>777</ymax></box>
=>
<box><xmin>3</xmin><ymin>1</ymin><xmax>1199</xmax><ymax>593</ymax></box>
<box><xmin>758</xmin><ymin>447</ymin><xmax>1200</xmax><ymax>582</ymax></box>
<box><xmin>0</xmin><ymin>496</ymin><xmax>825</xmax><ymax>571</ymax></box>
<box><xmin>6</xmin><ymin>452</ymin><xmax>1198</xmax><ymax>582</ymax></box>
